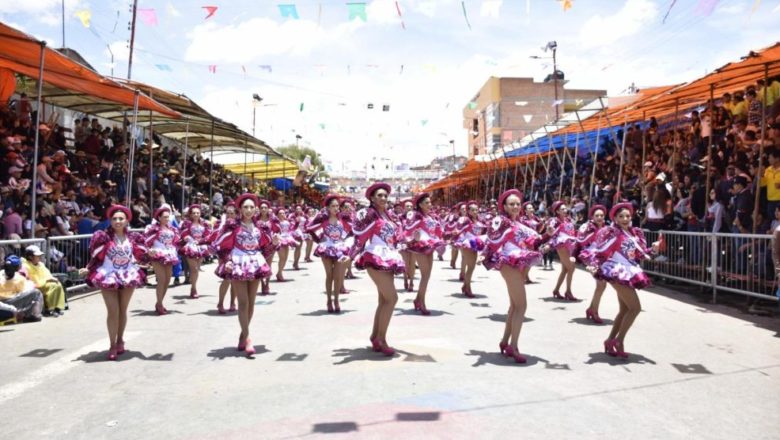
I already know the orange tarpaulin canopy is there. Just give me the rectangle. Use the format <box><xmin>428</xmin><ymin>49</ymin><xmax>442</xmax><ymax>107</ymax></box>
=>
<box><xmin>0</xmin><ymin>22</ymin><xmax>179</xmax><ymax>118</ymax></box>
<box><xmin>424</xmin><ymin>153</ymin><xmax>551</xmax><ymax>192</ymax></box>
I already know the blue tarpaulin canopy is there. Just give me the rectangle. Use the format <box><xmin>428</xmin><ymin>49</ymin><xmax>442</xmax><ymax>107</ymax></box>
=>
<box><xmin>272</xmin><ymin>178</ymin><xmax>293</xmax><ymax>191</ymax></box>
<box><xmin>504</xmin><ymin>125</ymin><xmax>627</xmax><ymax>159</ymax></box>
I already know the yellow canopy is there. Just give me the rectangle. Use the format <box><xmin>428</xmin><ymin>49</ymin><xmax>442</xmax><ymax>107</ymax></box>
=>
<box><xmin>223</xmin><ymin>158</ymin><xmax>299</xmax><ymax>180</ymax></box>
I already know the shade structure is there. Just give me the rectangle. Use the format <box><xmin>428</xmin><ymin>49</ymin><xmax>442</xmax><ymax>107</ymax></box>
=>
<box><xmin>424</xmin><ymin>153</ymin><xmax>549</xmax><ymax>192</ymax></box>
<box><xmin>0</xmin><ymin>22</ymin><xmax>179</xmax><ymax>118</ymax></box>
<box><xmin>222</xmin><ymin>158</ymin><xmax>300</xmax><ymax>179</ymax></box>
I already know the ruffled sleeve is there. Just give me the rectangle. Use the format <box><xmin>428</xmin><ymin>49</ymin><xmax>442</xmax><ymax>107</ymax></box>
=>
<box><xmin>128</xmin><ymin>231</ymin><xmax>149</xmax><ymax>262</ymax></box>
<box><xmin>213</xmin><ymin>219</ymin><xmax>239</xmax><ymax>254</ymax></box>
<box><xmin>585</xmin><ymin>226</ymin><xmax>621</xmax><ymax>267</ymax></box>
<box><xmin>349</xmin><ymin>208</ymin><xmax>379</xmax><ymax>260</ymax></box>
<box><xmin>305</xmin><ymin>209</ymin><xmax>329</xmax><ymax>235</ymax></box>
<box><xmin>86</xmin><ymin>230</ymin><xmax>111</xmax><ymax>272</ymax></box>
<box><xmin>179</xmin><ymin>220</ymin><xmax>193</xmax><ymax>241</ymax></box>
<box><xmin>143</xmin><ymin>224</ymin><xmax>160</xmax><ymax>248</ymax></box>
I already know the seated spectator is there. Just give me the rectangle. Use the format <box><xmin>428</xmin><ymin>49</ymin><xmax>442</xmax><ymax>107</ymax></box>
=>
<box><xmin>21</xmin><ymin>245</ymin><xmax>66</xmax><ymax>316</ymax></box>
<box><xmin>0</xmin><ymin>255</ymin><xmax>43</xmax><ymax>322</ymax></box>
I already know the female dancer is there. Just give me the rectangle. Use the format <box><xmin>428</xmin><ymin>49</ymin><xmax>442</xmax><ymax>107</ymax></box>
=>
<box><xmin>350</xmin><ymin>182</ymin><xmax>405</xmax><ymax>356</ymax></box>
<box><xmin>306</xmin><ymin>194</ymin><xmax>352</xmax><ymax>313</ymax></box>
<box><xmin>290</xmin><ymin>204</ymin><xmax>308</xmax><ymax>270</ymax></box>
<box><xmin>520</xmin><ymin>201</ymin><xmax>543</xmax><ymax>284</ymax></box>
<box><xmin>398</xmin><ymin>199</ymin><xmax>415</xmax><ymax>292</ymax></box>
<box><xmin>144</xmin><ymin>206</ymin><xmax>180</xmax><ymax>315</ymax></box>
<box><xmin>214</xmin><ymin>202</ymin><xmax>237</xmax><ymax>313</ymax></box>
<box><xmin>213</xmin><ymin>193</ymin><xmax>279</xmax><ymax>357</ymax></box>
<box><xmin>304</xmin><ymin>207</ymin><xmax>318</xmax><ymax>263</ymax></box>
<box><xmin>404</xmin><ymin>192</ymin><xmax>445</xmax><ymax>315</ymax></box>
<box><xmin>86</xmin><ymin>205</ymin><xmax>147</xmax><ymax>360</ymax></box>
<box><xmin>452</xmin><ymin>200</ymin><xmax>485</xmax><ymax>298</ymax></box>
<box><xmin>481</xmin><ymin>189</ymin><xmax>543</xmax><ymax>363</ymax></box>
<box><xmin>272</xmin><ymin>207</ymin><xmax>301</xmax><ymax>282</ymax></box>
<box><xmin>179</xmin><ymin>204</ymin><xmax>212</xmax><ymax>299</ymax></box>
<box><xmin>541</xmin><ymin>201</ymin><xmax>579</xmax><ymax>301</ymax></box>
<box><xmin>584</xmin><ymin>203</ymin><xmax>659</xmax><ymax>358</ymax></box>
<box><xmin>255</xmin><ymin>199</ymin><xmax>276</xmax><ymax>295</ymax></box>
<box><xmin>576</xmin><ymin>205</ymin><xmax>608</xmax><ymax>323</ymax></box>
<box><xmin>341</xmin><ymin>198</ymin><xmax>358</xmax><ymax>284</ymax></box>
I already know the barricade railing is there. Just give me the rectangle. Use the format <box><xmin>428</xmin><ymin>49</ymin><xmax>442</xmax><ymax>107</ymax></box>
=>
<box><xmin>0</xmin><ymin>237</ymin><xmax>47</xmax><ymax>265</ymax></box>
<box><xmin>46</xmin><ymin>234</ymin><xmax>93</xmax><ymax>292</ymax></box>
<box><xmin>641</xmin><ymin>229</ymin><xmax>777</xmax><ymax>303</ymax></box>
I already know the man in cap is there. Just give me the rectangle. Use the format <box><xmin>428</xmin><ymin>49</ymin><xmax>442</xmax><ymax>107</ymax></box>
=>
<box><xmin>21</xmin><ymin>245</ymin><xmax>66</xmax><ymax>316</ymax></box>
<box><xmin>0</xmin><ymin>255</ymin><xmax>44</xmax><ymax>322</ymax></box>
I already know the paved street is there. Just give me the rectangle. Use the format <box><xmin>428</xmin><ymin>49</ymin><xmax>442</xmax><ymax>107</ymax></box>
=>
<box><xmin>1</xmin><ymin>255</ymin><xmax>779</xmax><ymax>439</ymax></box>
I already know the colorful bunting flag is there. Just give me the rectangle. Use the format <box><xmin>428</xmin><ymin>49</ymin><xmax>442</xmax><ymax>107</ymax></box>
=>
<box><xmin>155</xmin><ymin>64</ymin><xmax>172</xmax><ymax>71</ymax></box>
<box><xmin>695</xmin><ymin>0</ymin><xmax>719</xmax><ymax>15</ymax></box>
<box><xmin>468</xmin><ymin>102</ymin><xmax>478</xmax><ymax>110</ymax></box>
<box><xmin>278</xmin><ymin>4</ymin><xmax>300</xmax><ymax>19</ymax></box>
<box><xmin>74</xmin><ymin>10</ymin><xmax>91</xmax><ymax>28</ymax></box>
<box><xmin>202</xmin><ymin>6</ymin><xmax>218</xmax><ymax>19</ymax></box>
<box><xmin>138</xmin><ymin>8</ymin><xmax>158</xmax><ymax>26</ymax></box>
<box><xmin>551</xmin><ymin>99</ymin><xmax>564</xmax><ymax>107</ymax></box>
<box><xmin>514</xmin><ymin>101</ymin><xmax>528</xmax><ymax>106</ymax></box>
<box><xmin>522</xmin><ymin>114</ymin><xmax>533</xmax><ymax>123</ymax></box>
<box><xmin>299</xmin><ymin>103</ymin><xmax>304</xmax><ymax>112</ymax></box>
<box><xmin>259</xmin><ymin>65</ymin><xmax>272</xmax><ymax>73</ymax></box>
<box><xmin>421</xmin><ymin>120</ymin><xmax>428</xmax><ymax>126</ymax></box>
<box><xmin>662</xmin><ymin>0</ymin><xmax>677</xmax><ymax>24</ymax></box>
<box><xmin>560</xmin><ymin>0</ymin><xmax>573</xmax><ymax>12</ymax></box>
<box><xmin>461</xmin><ymin>1</ymin><xmax>472</xmax><ymax>30</ymax></box>
<box><xmin>347</xmin><ymin>3</ymin><xmax>367</xmax><ymax>21</ymax></box>
<box><xmin>481</xmin><ymin>0</ymin><xmax>502</xmax><ymax>18</ymax></box>
<box><xmin>319</xmin><ymin>123</ymin><xmax>326</xmax><ymax>130</ymax></box>
<box><xmin>395</xmin><ymin>1</ymin><xmax>406</xmax><ymax>29</ymax></box>
<box><xmin>208</xmin><ymin>65</ymin><xmax>217</xmax><ymax>73</ymax></box>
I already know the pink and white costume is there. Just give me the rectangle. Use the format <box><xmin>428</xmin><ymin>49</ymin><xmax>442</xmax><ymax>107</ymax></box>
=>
<box><xmin>179</xmin><ymin>220</ymin><xmax>213</xmax><ymax>259</ymax></box>
<box><xmin>403</xmin><ymin>211</ymin><xmax>445</xmax><ymax>255</ymax></box>
<box><xmin>452</xmin><ymin>216</ymin><xmax>486</xmax><ymax>252</ymax></box>
<box><xmin>213</xmin><ymin>219</ymin><xmax>273</xmax><ymax>280</ymax></box>
<box><xmin>350</xmin><ymin>207</ymin><xmax>405</xmax><ymax>274</ymax></box>
<box><xmin>306</xmin><ymin>210</ymin><xmax>353</xmax><ymax>260</ymax></box>
<box><xmin>86</xmin><ymin>230</ymin><xmax>147</xmax><ymax>289</ymax></box>
<box><xmin>144</xmin><ymin>224</ymin><xmax>181</xmax><ymax>265</ymax></box>
<box><xmin>272</xmin><ymin>216</ymin><xmax>301</xmax><ymax>248</ymax></box>
<box><xmin>482</xmin><ymin>215</ymin><xmax>543</xmax><ymax>271</ymax></box>
<box><xmin>542</xmin><ymin>216</ymin><xmax>578</xmax><ymax>254</ymax></box>
<box><xmin>574</xmin><ymin>220</ymin><xmax>606</xmax><ymax>264</ymax></box>
<box><xmin>580</xmin><ymin>226</ymin><xmax>653</xmax><ymax>289</ymax></box>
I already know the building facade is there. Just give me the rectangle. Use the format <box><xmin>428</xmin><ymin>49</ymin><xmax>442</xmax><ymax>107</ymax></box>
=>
<box><xmin>464</xmin><ymin>77</ymin><xmax>606</xmax><ymax>158</ymax></box>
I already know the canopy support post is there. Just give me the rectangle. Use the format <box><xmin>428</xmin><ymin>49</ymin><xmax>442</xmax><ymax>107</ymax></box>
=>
<box><xmin>30</xmin><ymin>41</ymin><xmax>46</xmax><ymax>238</ymax></box>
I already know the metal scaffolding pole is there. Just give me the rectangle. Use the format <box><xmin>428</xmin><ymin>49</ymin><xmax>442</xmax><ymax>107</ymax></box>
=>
<box><xmin>180</xmin><ymin>117</ymin><xmax>190</xmax><ymax>211</ymax></box>
<box><xmin>29</xmin><ymin>41</ymin><xmax>46</xmax><ymax>238</ymax></box>
<box><xmin>125</xmin><ymin>91</ymin><xmax>140</xmax><ymax>206</ymax></box>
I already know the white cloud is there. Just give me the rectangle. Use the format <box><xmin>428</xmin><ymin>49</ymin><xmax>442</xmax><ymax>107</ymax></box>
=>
<box><xmin>578</xmin><ymin>0</ymin><xmax>658</xmax><ymax>48</ymax></box>
<box><xmin>366</xmin><ymin>0</ymin><xmax>402</xmax><ymax>25</ymax></box>
<box><xmin>184</xmin><ymin>18</ymin><xmax>363</xmax><ymax>62</ymax></box>
<box><xmin>0</xmin><ymin>0</ymin><xmax>83</xmax><ymax>27</ymax></box>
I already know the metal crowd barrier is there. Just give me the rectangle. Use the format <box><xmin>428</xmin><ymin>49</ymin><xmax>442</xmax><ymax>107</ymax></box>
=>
<box><xmin>642</xmin><ymin>229</ymin><xmax>777</xmax><ymax>303</ymax></box>
<box><xmin>0</xmin><ymin>237</ymin><xmax>48</xmax><ymax>265</ymax></box>
<box><xmin>46</xmin><ymin>234</ymin><xmax>93</xmax><ymax>292</ymax></box>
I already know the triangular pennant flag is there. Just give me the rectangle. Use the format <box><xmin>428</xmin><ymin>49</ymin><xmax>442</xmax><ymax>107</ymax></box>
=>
<box><xmin>468</xmin><ymin>102</ymin><xmax>477</xmax><ymax>110</ymax></box>
<box><xmin>167</xmin><ymin>3</ymin><xmax>181</xmax><ymax>16</ymax></box>
<box><xmin>202</xmin><ymin>6</ymin><xmax>218</xmax><ymax>19</ymax></box>
<box><xmin>347</xmin><ymin>2</ymin><xmax>367</xmax><ymax>21</ymax></box>
<box><xmin>155</xmin><ymin>64</ymin><xmax>172</xmax><ymax>71</ymax></box>
<box><xmin>138</xmin><ymin>8</ymin><xmax>158</xmax><ymax>26</ymax></box>
<box><xmin>480</xmin><ymin>0</ymin><xmax>502</xmax><ymax>18</ymax></box>
<box><xmin>523</xmin><ymin>114</ymin><xmax>532</xmax><ymax>123</ymax></box>
<box><xmin>319</xmin><ymin>123</ymin><xmax>326</xmax><ymax>130</ymax></box>
<box><xmin>575</xmin><ymin>99</ymin><xmax>583</xmax><ymax>106</ymax></box>
<box><xmin>299</xmin><ymin>102</ymin><xmax>304</xmax><ymax>112</ymax></box>
<box><xmin>259</xmin><ymin>65</ymin><xmax>272</xmax><ymax>73</ymax></box>
<box><xmin>561</xmin><ymin>0</ymin><xmax>573</xmax><ymax>12</ymax></box>
<box><xmin>399</xmin><ymin>65</ymin><xmax>404</xmax><ymax>74</ymax></box>
<box><xmin>74</xmin><ymin>10</ymin><xmax>91</xmax><ymax>28</ymax></box>
<box><xmin>278</xmin><ymin>4</ymin><xmax>300</xmax><ymax>19</ymax></box>
<box><xmin>514</xmin><ymin>101</ymin><xmax>528</xmax><ymax>106</ymax></box>
<box><xmin>420</xmin><ymin>120</ymin><xmax>428</xmax><ymax>126</ymax></box>
<box><xmin>695</xmin><ymin>0</ymin><xmax>719</xmax><ymax>15</ymax></box>
<box><xmin>208</xmin><ymin>65</ymin><xmax>217</xmax><ymax>73</ymax></box>
<box><xmin>241</xmin><ymin>65</ymin><xmax>246</xmax><ymax>76</ymax></box>
<box><xmin>551</xmin><ymin>99</ymin><xmax>564</xmax><ymax>107</ymax></box>
<box><xmin>461</xmin><ymin>1</ymin><xmax>472</xmax><ymax>30</ymax></box>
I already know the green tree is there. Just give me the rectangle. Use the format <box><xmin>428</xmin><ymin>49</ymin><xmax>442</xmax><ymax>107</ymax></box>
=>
<box><xmin>277</xmin><ymin>144</ymin><xmax>329</xmax><ymax>179</ymax></box>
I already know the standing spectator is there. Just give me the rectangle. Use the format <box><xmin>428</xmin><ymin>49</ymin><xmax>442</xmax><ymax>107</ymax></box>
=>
<box><xmin>2</xmin><ymin>207</ymin><xmax>22</xmax><ymax>238</ymax></box>
<box><xmin>761</xmin><ymin>149</ymin><xmax>780</xmax><ymax>218</ymax></box>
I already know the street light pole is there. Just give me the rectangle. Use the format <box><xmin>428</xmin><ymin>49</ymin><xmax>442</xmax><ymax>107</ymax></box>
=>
<box><xmin>552</xmin><ymin>44</ymin><xmax>559</xmax><ymax>121</ymax></box>
<box><xmin>450</xmin><ymin>139</ymin><xmax>455</xmax><ymax>171</ymax></box>
<box><xmin>252</xmin><ymin>93</ymin><xmax>262</xmax><ymax>137</ymax></box>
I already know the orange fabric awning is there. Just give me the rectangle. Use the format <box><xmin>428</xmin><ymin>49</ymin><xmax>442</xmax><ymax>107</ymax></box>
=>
<box><xmin>0</xmin><ymin>22</ymin><xmax>179</xmax><ymax>118</ymax></box>
<box><xmin>424</xmin><ymin>153</ymin><xmax>551</xmax><ymax>192</ymax></box>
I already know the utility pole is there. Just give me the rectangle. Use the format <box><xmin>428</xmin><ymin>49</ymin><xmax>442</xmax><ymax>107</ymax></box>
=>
<box><xmin>127</xmin><ymin>0</ymin><xmax>138</xmax><ymax>80</ymax></box>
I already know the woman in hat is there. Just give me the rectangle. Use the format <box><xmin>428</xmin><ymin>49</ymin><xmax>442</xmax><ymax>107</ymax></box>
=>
<box><xmin>443</xmin><ymin>202</ymin><xmax>467</xmax><ymax>279</ymax></box>
<box><xmin>541</xmin><ymin>201</ymin><xmax>579</xmax><ymax>301</ymax></box>
<box><xmin>576</xmin><ymin>205</ymin><xmax>609</xmax><ymax>324</ymax></box>
<box><xmin>481</xmin><ymin>189</ymin><xmax>543</xmax><ymax>363</ymax></box>
<box><xmin>403</xmin><ymin>192</ymin><xmax>445</xmax><ymax>315</ymax></box>
<box><xmin>398</xmin><ymin>199</ymin><xmax>416</xmax><ymax>292</ymax></box>
<box><xmin>520</xmin><ymin>201</ymin><xmax>543</xmax><ymax>283</ymax></box>
<box><xmin>452</xmin><ymin>200</ymin><xmax>486</xmax><ymax>298</ymax></box>
<box><xmin>212</xmin><ymin>202</ymin><xmax>237</xmax><ymax>313</ymax></box>
<box><xmin>583</xmin><ymin>203</ymin><xmax>659</xmax><ymax>358</ymax></box>
<box><xmin>213</xmin><ymin>193</ymin><xmax>279</xmax><ymax>356</ymax></box>
<box><xmin>86</xmin><ymin>205</ymin><xmax>147</xmax><ymax>360</ymax></box>
<box><xmin>305</xmin><ymin>194</ymin><xmax>353</xmax><ymax>313</ymax></box>
<box><xmin>350</xmin><ymin>182</ymin><xmax>405</xmax><ymax>356</ymax></box>
<box><xmin>271</xmin><ymin>207</ymin><xmax>301</xmax><ymax>282</ymax></box>
<box><xmin>179</xmin><ymin>204</ymin><xmax>212</xmax><ymax>299</ymax></box>
<box><xmin>290</xmin><ymin>204</ymin><xmax>309</xmax><ymax>270</ymax></box>
<box><xmin>254</xmin><ymin>199</ymin><xmax>278</xmax><ymax>295</ymax></box>
<box><xmin>144</xmin><ymin>206</ymin><xmax>181</xmax><ymax>315</ymax></box>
